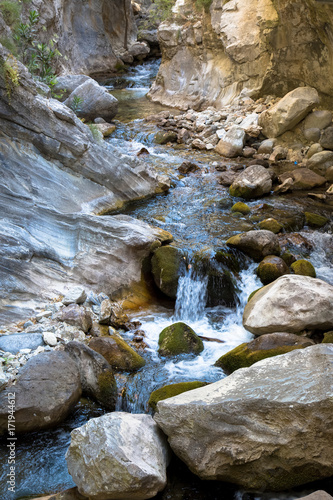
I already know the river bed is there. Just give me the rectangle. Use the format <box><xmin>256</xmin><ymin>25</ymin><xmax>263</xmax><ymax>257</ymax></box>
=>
<box><xmin>1</xmin><ymin>58</ymin><xmax>333</xmax><ymax>500</ymax></box>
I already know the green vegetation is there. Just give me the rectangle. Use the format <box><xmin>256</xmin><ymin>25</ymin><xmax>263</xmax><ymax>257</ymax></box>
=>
<box><xmin>88</xmin><ymin>124</ymin><xmax>103</xmax><ymax>143</ymax></box>
<box><xmin>0</xmin><ymin>54</ymin><xmax>19</xmax><ymax>101</ymax></box>
<box><xmin>0</xmin><ymin>0</ymin><xmax>22</xmax><ymax>27</ymax></box>
<box><xmin>70</xmin><ymin>95</ymin><xmax>84</xmax><ymax>114</ymax></box>
<box><xmin>195</xmin><ymin>0</ymin><xmax>213</xmax><ymax>12</ymax></box>
<box><xmin>149</xmin><ymin>0</ymin><xmax>176</xmax><ymax>24</ymax></box>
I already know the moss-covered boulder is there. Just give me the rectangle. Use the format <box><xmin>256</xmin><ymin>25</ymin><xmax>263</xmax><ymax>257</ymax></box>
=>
<box><xmin>158</xmin><ymin>322</ymin><xmax>204</xmax><ymax>357</ymax></box>
<box><xmin>281</xmin><ymin>251</ymin><xmax>297</xmax><ymax>267</ymax></box>
<box><xmin>305</xmin><ymin>212</ymin><xmax>328</xmax><ymax>228</ymax></box>
<box><xmin>291</xmin><ymin>259</ymin><xmax>316</xmax><ymax>278</ymax></box>
<box><xmin>148</xmin><ymin>381</ymin><xmax>207</xmax><ymax>412</ymax></box>
<box><xmin>257</xmin><ymin>255</ymin><xmax>290</xmax><ymax>285</ymax></box>
<box><xmin>231</xmin><ymin>202</ymin><xmax>251</xmax><ymax>215</ymax></box>
<box><xmin>154</xmin><ymin>131</ymin><xmax>178</xmax><ymax>145</ymax></box>
<box><xmin>258</xmin><ymin>218</ymin><xmax>283</xmax><ymax>234</ymax></box>
<box><xmin>214</xmin><ymin>333</ymin><xmax>314</xmax><ymax>374</ymax></box>
<box><xmin>151</xmin><ymin>245</ymin><xmax>185</xmax><ymax>299</ymax></box>
<box><xmin>89</xmin><ymin>335</ymin><xmax>146</xmax><ymax>372</ymax></box>
<box><xmin>214</xmin><ymin>247</ymin><xmax>242</xmax><ymax>273</ymax></box>
<box><xmin>322</xmin><ymin>331</ymin><xmax>333</xmax><ymax>343</ymax></box>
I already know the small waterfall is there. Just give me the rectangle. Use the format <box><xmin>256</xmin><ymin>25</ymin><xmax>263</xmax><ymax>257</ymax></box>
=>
<box><xmin>173</xmin><ymin>265</ymin><xmax>208</xmax><ymax>322</ymax></box>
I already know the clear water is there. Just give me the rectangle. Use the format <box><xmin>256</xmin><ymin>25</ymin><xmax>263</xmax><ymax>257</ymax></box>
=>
<box><xmin>4</xmin><ymin>59</ymin><xmax>333</xmax><ymax>500</ymax></box>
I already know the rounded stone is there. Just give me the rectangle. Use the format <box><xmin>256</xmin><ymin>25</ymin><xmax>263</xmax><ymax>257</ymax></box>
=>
<box><xmin>291</xmin><ymin>259</ymin><xmax>316</xmax><ymax>278</ymax></box>
<box><xmin>305</xmin><ymin>212</ymin><xmax>329</xmax><ymax>228</ymax></box>
<box><xmin>257</xmin><ymin>255</ymin><xmax>290</xmax><ymax>285</ymax></box>
<box><xmin>158</xmin><ymin>322</ymin><xmax>204</xmax><ymax>357</ymax></box>
<box><xmin>231</xmin><ymin>202</ymin><xmax>251</xmax><ymax>215</ymax></box>
<box><xmin>258</xmin><ymin>218</ymin><xmax>283</xmax><ymax>233</ymax></box>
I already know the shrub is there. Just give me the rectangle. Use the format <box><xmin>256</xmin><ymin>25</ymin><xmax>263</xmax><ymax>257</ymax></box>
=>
<box><xmin>0</xmin><ymin>0</ymin><xmax>21</xmax><ymax>27</ymax></box>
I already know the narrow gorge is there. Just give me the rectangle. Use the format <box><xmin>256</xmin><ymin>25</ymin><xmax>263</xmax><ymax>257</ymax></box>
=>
<box><xmin>0</xmin><ymin>1</ymin><xmax>332</xmax><ymax>500</ymax></box>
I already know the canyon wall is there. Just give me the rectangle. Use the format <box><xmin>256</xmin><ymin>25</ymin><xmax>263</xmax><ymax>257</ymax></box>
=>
<box><xmin>148</xmin><ymin>0</ymin><xmax>333</xmax><ymax>110</ymax></box>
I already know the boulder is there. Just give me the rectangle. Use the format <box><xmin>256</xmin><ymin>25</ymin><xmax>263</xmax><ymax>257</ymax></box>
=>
<box><xmin>231</xmin><ymin>202</ymin><xmax>251</xmax><ymax>215</ymax></box>
<box><xmin>290</xmin><ymin>168</ymin><xmax>326</xmax><ymax>190</ymax></box>
<box><xmin>148</xmin><ymin>381</ymin><xmax>208</xmax><ymax>412</ymax></box>
<box><xmin>89</xmin><ymin>335</ymin><xmax>146</xmax><ymax>371</ymax></box>
<box><xmin>257</xmin><ymin>255</ymin><xmax>290</xmax><ymax>285</ymax></box>
<box><xmin>306</xmin><ymin>150</ymin><xmax>333</xmax><ymax>176</ymax></box>
<box><xmin>151</xmin><ymin>246</ymin><xmax>185</xmax><ymax>299</ymax></box>
<box><xmin>243</xmin><ymin>275</ymin><xmax>333</xmax><ymax>335</ymax></box>
<box><xmin>57</xmin><ymin>304</ymin><xmax>92</xmax><ymax>333</ymax></box>
<box><xmin>95</xmin><ymin>123</ymin><xmax>116</xmax><ymax>137</ymax></box>
<box><xmin>154</xmin><ymin>130</ymin><xmax>178</xmax><ymax>144</ymax></box>
<box><xmin>307</xmin><ymin>143</ymin><xmax>323</xmax><ymax>159</ymax></box>
<box><xmin>320</xmin><ymin>126</ymin><xmax>333</xmax><ymax>150</ymax></box>
<box><xmin>0</xmin><ymin>332</ymin><xmax>44</xmax><ymax>354</ymax></box>
<box><xmin>109</xmin><ymin>302</ymin><xmax>130</xmax><ymax>329</ymax></box>
<box><xmin>63</xmin><ymin>287</ymin><xmax>87</xmax><ymax>305</ymax></box>
<box><xmin>66</xmin><ymin>412</ymin><xmax>170</xmax><ymax>500</ymax></box>
<box><xmin>298</xmin><ymin>493</ymin><xmax>333</xmax><ymax>500</ymax></box>
<box><xmin>43</xmin><ymin>331</ymin><xmax>58</xmax><ymax>347</ymax></box>
<box><xmin>158</xmin><ymin>322</ymin><xmax>204</xmax><ymax>357</ymax></box>
<box><xmin>214</xmin><ymin>332</ymin><xmax>314</xmax><ymax>373</ymax></box>
<box><xmin>0</xmin><ymin>351</ymin><xmax>81</xmax><ymax>434</ymax></box>
<box><xmin>290</xmin><ymin>259</ymin><xmax>316</xmax><ymax>278</ymax></box>
<box><xmin>64</xmin><ymin>79</ymin><xmax>118</xmax><ymax>121</ymax></box>
<box><xmin>304</xmin><ymin>110</ymin><xmax>332</xmax><ymax>130</ymax></box>
<box><xmin>322</xmin><ymin>331</ymin><xmax>333</xmax><ymax>343</ymax></box>
<box><xmin>64</xmin><ymin>341</ymin><xmax>117</xmax><ymax>410</ymax></box>
<box><xmin>154</xmin><ymin>345</ymin><xmax>333</xmax><ymax>490</ymax></box>
<box><xmin>305</xmin><ymin>212</ymin><xmax>329</xmax><ymax>228</ymax></box>
<box><xmin>215</xmin><ymin>126</ymin><xmax>245</xmax><ymax>158</ymax></box>
<box><xmin>259</xmin><ymin>87</ymin><xmax>319</xmax><ymax>138</ymax></box>
<box><xmin>304</xmin><ymin>127</ymin><xmax>321</xmax><ymax>143</ymax></box>
<box><xmin>229</xmin><ymin>165</ymin><xmax>272</xmax><ymax>199</ymax></box>
<box><xmin>226</xmin><ymin>230</ymin><xmax>280</xmax><ymax>262</ymax></box>
<box><xmin>258</xmin><ymin>218</ymin><xmax>283</xmax><ymax>233</ymax></box>
<box><xmin>53</xmin><ymin>75</ymin><xmax>91</xmax><ymax>101</ymax></box>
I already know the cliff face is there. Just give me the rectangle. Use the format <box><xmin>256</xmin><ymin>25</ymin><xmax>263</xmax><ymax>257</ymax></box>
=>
<box><xmin>0</xmin><ymin>45</ymin><xmax>169</xmax><ymax>323</ymax></box>
<box><xmin>11</xmin><ymin>0</ymin><xmax>139</xmax><ymax>76</ymax></box>
<box><xmin>148</xmin><ymin>0</ymin><xmax>333</xmax><ymax>110</ymax></box>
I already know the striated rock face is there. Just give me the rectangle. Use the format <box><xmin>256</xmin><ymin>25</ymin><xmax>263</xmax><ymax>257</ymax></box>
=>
<box><xmin>154</xmin><ymin>344</ymin><xmax>333</xmax><ymax>491</ymax></box>
<box><xmin>0</xmin><ymin>45</ymin><xmax>171</xmax><ymax>323</ymax></box>
<box><xmin>20</xmin><ymin>0</ymin><xmax>139</xmax><ymax>76</ymax></box>
<box><xmin>148</xmin><ymin>0</ymin><xmax>333</xmax><ymax>109</ymax></box>
<box><xmin>66</xmin><ymin>412</ymin><xmax>170</xmax><ymax>500</ymax></box>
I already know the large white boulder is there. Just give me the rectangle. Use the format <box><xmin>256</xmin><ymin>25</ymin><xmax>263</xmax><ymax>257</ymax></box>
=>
<box><xmin>243</xmin><ymin>274</ymin><xmax>333</xmax><ymax>335</ymax></box>
<box><xmin>259</xmin><ymin>87</ymin><xmax>319</xmax><ymax>138</ymax></box>
<box><xmin>66</xmin><ymin>412</ymin><xmax>170</xmax><ymax>500</ymax></box>
<box><xmin>154</xmin><ymin>344</ymin><xmax>333</xmax><ymax>491</ymax></box>
<box><xmin>64</xmin><ymin>79</ymin><xmax>118</xmax><ymax>121</ymax></box>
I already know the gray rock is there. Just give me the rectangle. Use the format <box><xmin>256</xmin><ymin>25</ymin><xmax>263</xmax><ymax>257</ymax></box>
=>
<box><xmin>259</xmin><ymin>87</ymin><xmax>319</xmax><ymax>138</ymax></box>
<box><xmin>257</xmin><ymin>139</ymin><xmax>276</xmax><ymax>155</ymax></box>
<box><xmin>0</xmin><ymin>351</ymin><xmax>81</xmax><ymax>434</ymax></box>
<box><xmin>154</xmin><ymin>344</ymin><xmax>333</xmax><ymax>490</ymax></box>
<box><xmin>63</xmin><ymin>287</ymin><xmax>87</xmax><ymax>306</ymax></box>
<box><xmin>227</xmin><ymin>230</ymin><xmax>280</xmax><ymax>262</ymax></box>
<box><xmin>320</xmin><ymin>126</ymin><xmax>333</xmax><ymax>150</ymax></box>
<box><xmin>66</xmin><ymin>412</ymin><xmax>170</xmax><ymax>499</ymax></box>
<box><xmin>64</xmin><ymin>79</ymin><xmax>118</xmax><ymax>121</ymax></box>
<box><xmin>306</xmin><ymin>150</ymin><xmax>333</xmax><ymax>176</ymax></box>
<box><xmin>298</xmin><ymin>492</ymin><xmax>333</xmax><ymax>500</ymax></box>
<box><xmin>57</xmin><ymin>304</ymin><xmax>92</xmax><ymax>333</ymax></box>
<box><xmin>304</xmin><ymin>127</ymin><xmax>321</xmax><ymax>143</ymax></box>
<box><xmin>99</xmin><ymin>298</ymin><xmax>112</xmax><ymax>324</ymax></box>
<box><xmin>269</xmin><ymin>145</ymin><xmax>288</xmax><ymax>162</ymax></box>
<box><xmin>306</xmin><ymin>143</ymin><xmax>323</xmax><ymax>159</ymax></box>
<box><xmin>53</xmin><ymin>74</ymin><xmax>91</xmax><ymax>100</ymax></box>
<box><xmin>215</xmin><ymin>126</ymin><xmax>246</xmax><ymax>158</ymax></box>
<box><xmin>229</xmin><ymin>165</ymin><xmax>272</xmax><ymax>199</ymax></box>
<box><xmin>64</xmin><ymin>341</ymin><xmax>117</xmax><ymax>410</ymax></box>
<box><xmin>0</xmin><ymin>333</ymin><xmax>44</xmax><ymax>354</ymax></box>
<box><xmin>243</xmin><ymin>274</ymin><xmax>333</xmax><ymax>335</ymax></box>
<box><xmin>304</xmin><ymin>110</ymin><xmax>332</xmax><ymax>130</ymax></box>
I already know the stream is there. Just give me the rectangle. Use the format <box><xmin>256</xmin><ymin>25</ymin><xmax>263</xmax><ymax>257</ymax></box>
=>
<box><xmin>1</xmin><ymin>59</ymin><xmax>333</xmax><ymax>500</ymax></box>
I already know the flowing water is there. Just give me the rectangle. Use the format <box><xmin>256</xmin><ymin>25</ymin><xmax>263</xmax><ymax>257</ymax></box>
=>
<box><xmin>2</xmin><ymin>59</ymin><xmax>333</xmax><ymax>499</ymax></box>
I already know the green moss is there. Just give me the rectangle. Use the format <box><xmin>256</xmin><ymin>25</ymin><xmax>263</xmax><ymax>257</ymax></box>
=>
<box><xmin>247</xmin><ymin>287</ymin><xmax>263</xmax><ymax>302</ymax></box>
<box><xmin>258</xmin><ymin>218</ymin><xmax>283</xmax><ymax>234</ymax></box>
<box><xmin>148</xmin><ymin>381</ymin><xmax>207</xmax><ymax>412</ymax></box>
<box><xmin>151</xmin><ymin>245</ymin><xmax>185</xmax><ymax>299</ymax></box>
<box><xmin>322</xmin><ymin>331</ymin><xmax>333</xmax><ymax>343</ymax></box>
<box><xmin>257</xmin><ymin>256</ymin><xmax>289</xmax><ymax>285</ymax></box>
<box><xmin>215</xmin><ymin>343</ymin><xmax>307</xmax><ymax>374</ymax></box>
<box><xmin>305</xmin><ymin>212</ymin><xmax>328</xmax><ymax>228</ymax></box>
<box><xmin>158</xmin><ymin>322</ymin><xmax>204</xmax><ymax>357</ymax></box>
<box><xmin>290</xmin><ymin>259</ymin><xmax>316</xmax><ymax>278</ymax></box>
<box><xmin>215</xmin><ymin>248</ymin><xmax>241</xmax><ymax>273</ymax></box>
<box><xmin>281</xmin><ymin>251</ymin><xmax>296</xmax><ymax>267</ymax></box>
<box><xmin>96</xmin><ymin>370</ymin><xmax>117</xmax><ymax>410</ymax></box>
<box><xmin>195</xmin><ymin>0</ymin><xmax>213</xmax><ymax>12</ymax></box>
<box><xmin>231</xmin><ymin>202</ymin><xmax>251</xmax><ymax>215</ymax></box>
<box><xmin>154</xmin><ymin>130</ymin><xmax>178</xmax><ymax>145</ymax></box>
<box><xmin>229</xmin><ymin>184</ymin><xmax>253</xmax><ymax>200</ymax></box>
<box><xmin>90</xmin><ymin>335</ymin><xmax>146</xmax><ymax>372</ymax></box>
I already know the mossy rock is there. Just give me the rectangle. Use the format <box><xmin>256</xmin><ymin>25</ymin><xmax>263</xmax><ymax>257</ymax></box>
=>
<box><xmin>290</xmin><ymin>259</ymin><xmax>316</xmax><ymax>278</ymax></box>
<box><xmin>258</xmin><ymin>218</ymin><xmax>283</xmax><ymax>234</ymax></box>
<box><xmin>148</xmin><ymin>381</ymin><xmax>207</xmax><ymax>412</ymax></box>
<box><xmin>305</xmin><ymin>212</ymin><xmax>328</xmax><ymax>228</ymax></box>
<box><xmin>206</xmin><ymin>269</ymin><xmax>236</xmax><ymax>307</ymax></box>
<box><xmin>214</xmin><ymin>247</ymin><xmax>242</xmax><ymax>273</ymax></box>
<box><xmin>229</xmin><ymin>184</ymin><xmax>253</xmax><ymax>199</ymax></box>
<box><xmin>151</xmin><ymin>245</ymin><xmax>185</xmax><ymax>299</ymax></box>
<box><xmin>215</xmin><ymin>342</ymin><xmax>309</xmax><ymax>374</ymax></box>
<box><xmin>96</xmin><ymin>370</ymin><xmax>118</xmax><ymax>409</ymax></box>
<box><xmin>154</xmin><ymin>130</ymin><xmax>178</xmax><ymax>145</ymax></box>
<box><xmin>281</xmin><ymin>251</ymin><xmax>296</xmax><ymax>267</ymax></box>
<box><xmin>89</xmin><ymin>335</ymin><xmax>146</xmax><ymax>372</ymax></box>
<box><xmin>322</xmin><ymin>331</ymin><xmax>333</xmax><ymax>343</ymax></box>
<box><xmin>231</xmin><ymin>202</ymin><xmax>251</xmax><ymax>215</ymax></box>
<box><xmin>257</xmin><ymin>255</ymin><xmax>290</xmax><ymax>285</ymax></box>
<box><xmin>158</xmin><ymin>322</ymin><xmax>204</xmax><ymax>357</ymax></box>
<box><xmin>247</xmin><ymin>287</ymin><xmax>263</xmax><ymax>302</ymax></box>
